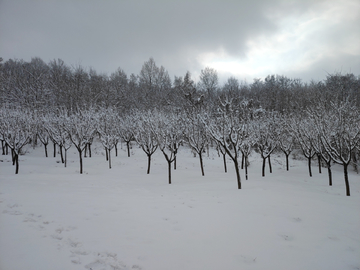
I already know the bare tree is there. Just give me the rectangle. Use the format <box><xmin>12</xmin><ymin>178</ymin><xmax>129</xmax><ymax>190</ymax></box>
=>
<box><xmin>109</xmin><ymin>68</ymin><xmax>128</xmax><ymax>109</ymax></box>
<box><xmin>48</xmin><ymin>59</ymin><xmax>73</xmax><ymax>109</ymax></box>
<box><xmin>199</xmin><ymin>67</ymin><xmax>218</xmax><ymax>100</ymax></box>
<box><xmin>138</xmin><ymin>58</ymin><xmax>172</xmax><ymax>109</ymax></box>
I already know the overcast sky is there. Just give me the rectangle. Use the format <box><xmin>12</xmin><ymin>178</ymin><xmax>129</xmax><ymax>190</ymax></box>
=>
<box><xmin>1</xmin><ymin>0</ymin><xmax>359</xmax><ymax>84</ymax></box>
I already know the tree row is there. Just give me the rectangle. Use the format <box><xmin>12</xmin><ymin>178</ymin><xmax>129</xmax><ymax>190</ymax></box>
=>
<box><xmin>1</xmin><ymin>102</ymin><xmax>359</xmax><ymax>196</ymax></box>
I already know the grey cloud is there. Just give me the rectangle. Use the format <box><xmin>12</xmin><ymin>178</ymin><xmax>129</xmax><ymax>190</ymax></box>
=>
<box><xmin>0</xmin><ymin>0</ymin><xmax>359</xmax><ymax>83</ymax></box>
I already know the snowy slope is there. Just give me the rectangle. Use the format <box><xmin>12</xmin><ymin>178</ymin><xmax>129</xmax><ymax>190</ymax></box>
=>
<box><xmin>0</xmin><ymin>144</ymin><xmax>359</xmax><ymax>270</ymax></box>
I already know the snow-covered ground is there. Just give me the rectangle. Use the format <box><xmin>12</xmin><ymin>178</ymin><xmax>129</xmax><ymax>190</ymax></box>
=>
<box><xmin>0</xmin><ymin>143</ymin><xmax>359</xmax><ymax>270</ymax></box>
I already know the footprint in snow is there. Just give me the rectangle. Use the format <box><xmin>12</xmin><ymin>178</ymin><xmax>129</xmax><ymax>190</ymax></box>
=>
<box><xmin>51</xmin><ymin>234</ymin><xmax>63</xmax><ymax>240</ymax></box>
<box><xmin>7</xmin><ymin>203</ymin><xmax>20</xmax><ymax>208</ymax></box>
<box><xmin>23</xmin><ymin>216</ymin><xmax>37</xmax><ymax>223</ymax></box>
<box><xmin>67</xmin><ymin>238</ymin><xmax>82</xmax><ymax>248</ymax></box>
<box><xmin>328</xmin><ymin>236</ymin><xmax>339</xmax><ymax>241</ymax></box>
<box><xmin>71</xmin><ymin>257</ymin><xmax>82</xmax><ymax>265</ymax></box>
<box><xmin>2</xmin><ymin>209</ymin><xmax>22</xmax><ymax>215</ymax></box>
<box><xmin>3</xmin><ymin>203</ymin><xmax>23</xmax><ymax>215</ymax></box>
<box><xmin>84</xmin><ymin>252</ymin><xmax>128</xmax><ymax>270</ymax></box>
<box><xmin>279</xmin><ymin>234</ymin><xmax>294</xmax><ymax>241</ymax></box>
<box><xmin>71</xmin><ymin>249</ymin><xmax>89</xmax><ymax>256</ymax></box>
<box><xmin>240</xmin><ymin>255</ymin><xmax>257</xmax><ymax>264</ymax></box>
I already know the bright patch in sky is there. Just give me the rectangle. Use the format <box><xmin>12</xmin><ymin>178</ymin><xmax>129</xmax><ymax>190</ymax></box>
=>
<box><xmin>197</xmin><ymin>0</ymin><xmax>360</xmax><ymax>81</ymax></box>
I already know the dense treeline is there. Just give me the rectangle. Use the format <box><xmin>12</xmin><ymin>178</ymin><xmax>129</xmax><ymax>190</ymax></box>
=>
<box><xmin>0</xmin><ymin>56</ymin><xmax>359</xmax><ymax>196</ymax></box>
<box><xmin>1</xmin><ymin>57</ymin><xmax>359</xmax><ymax>112</ymax></box>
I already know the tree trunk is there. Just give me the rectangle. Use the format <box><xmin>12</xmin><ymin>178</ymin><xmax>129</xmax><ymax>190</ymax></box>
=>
<box><xmin>44</xmin><ymin>143</ymin><xmax>48</xmax><ymax>158</ymax></box>
<box><xmin>174</xmin><ymin>156</ymin><xmax>177</xmax><ymax>170</ymax></box>
<box><xmin>241</xmin><ymin>152</ymin><xmax>244</xmax><ymax>169</ymax></box>
<box><xmin>245</xmin><ymin>155</ymin><xmax>248</xmax><ymax>180</ymax></box>
<box><xmin>147</xmin><ymin>154</ymin><xmax>151</xmax><ymax>174</ymax></box>
<box><xmin>286</xmin><ymin>153</ymin><xmax>289</xmax><ymax>171</ymax></box>
<box><xmin>199</xmin><ymin>151</ymin><xmax>204</xmax><ymax>176</ymax></box>
<box><xmin>126</xmin><ymin>141</ymin><xmax>131</xmax><ymax>157</ymax></box>
<box><xmin>64</xmin><ymin>149</ymin><xmax>67</xmax><ymax>168</ymax></box>
<box><xmin>308</xmin><ymin>157</ymin><xmax>312</xmax><ymax>177</ymax></box>
<box><xmin>88</xmin><ymin>143</ymin><xmax>92</xmax><ymax>158</ymax></box>
<box><xmin>115</xmin><ymin>144</ymin><xmax>118</xmax><ymax>157</ymax></box>
<box><xmin>168</xmin><ymin>161</ymin><xmax>172</xmax><ymax>184</ymax></box>
<box><xmin>317</xmin><ymin>154</ymin><xmax>322</xmax><ymax>174</ymax></box>
<box><xmin>1</xmin><ymin>140</ymin><xmax>5</xmax><ymax>155</ymax></box>
<box><xmin>53</xmin><ymin>142</ymin><xmax>56</xmax><ymax>157</ymax></box>
<box><xmin>84</xmin><ymin>144</ymin><xmax>87</xmax><ymax>157</ymax></box>
<box><xmin>344</xmin><ymin>163</ymin><xmax>350</xmax><ymax>196</ymax></box>
<box><xmin>268</xmin><ymin>155</ymin><xmax>272</xmax><ymax>173</ymax></box>
<box><xmin>12</xmin><ymin>149</ymin><xmax>15</xmax><ymax>165</ymax></box>
<box><xmin>262</xmin><ymin>157</ymin><xmax>266</xmax><ymax>177</ymax></box>
<box><xmin>223</xmin><ymin>153</ymin><xmax>227</xmax><ymax>173</ymax></box>
<box><xmin>327</xmin><ymin>161</ymin><xmax>332</xmax><ymax>186</ymax></box>
<box><xmin>234</xmin><ymin>158</ymin><xmax>241</xmax><ymax>189</ymax></box>
<box><xmin>105</xmin><ymin>148</ymin><xmax>109</xmax><ymax>161</ymax></box>
<box><xmin>108</xmin><ymin>149</ymin><xmax>111</xmax><ymax>169</ymax></box>
<box><xmin>15</xmin><ymin>153</ymin><xmax>19</xmax><ymax>174</ymax></box>
<box><xmin>60</xmin><ymin>145</ymin><xmax>64</xmax><ymax>163</ymax></box>
<box><xmin>79</xmin><ymin>149</ymin><xmax>83</xmax><ymax>174</ymax></box>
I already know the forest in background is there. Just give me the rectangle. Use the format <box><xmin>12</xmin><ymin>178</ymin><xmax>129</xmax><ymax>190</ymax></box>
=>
<box><xmin>0</xmin><ymin>56</ymin><xmax>359</xmax><ymax>196</ymax></box>
<box><xmin>1</xmin><ymin>56</ymin><xmax>359</xmax><ymax>112</ymax></box>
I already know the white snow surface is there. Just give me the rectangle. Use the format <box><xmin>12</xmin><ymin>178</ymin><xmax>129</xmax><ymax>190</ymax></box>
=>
<box><xmin>0</xmin><ymin>144</ymin><xmax>359</xmax><ymax>270</ymax></box>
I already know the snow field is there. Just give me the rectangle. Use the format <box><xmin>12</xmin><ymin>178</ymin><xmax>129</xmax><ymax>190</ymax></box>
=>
<box><xmin>0</xmin><ymin>144</ymin><xmax>359</xmax><ymax>270</ymax></box>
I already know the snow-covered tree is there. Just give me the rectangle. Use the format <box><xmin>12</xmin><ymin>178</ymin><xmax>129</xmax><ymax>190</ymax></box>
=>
<box><xmin>278</xmin><ymin>116</ymin><xmax>295</xmax><ymax>171</ymax></box>
<box><xmin>315</xmin><ymin>101</ymin><xmax>360</xmax><ymax>196</ymax></box>
<box><xmin>184</xmin><ymin>112</ymin><xmax>210</xmax><ymax>176</ymax></box>
<box><xmin>118</xmin><ymin>114</ymin><xmax>135</xmax><ymax>157</ymax></box>
<box><xmin>310</xmin><ymin>124</ymin><xmax>333</xmax><ymax>186</ymax></box>
<box><xmin>96</xmin><ymin>108</ymin><xmax>119</xmax><ymax>169</ymax></box>
<box><xmin>133</xmin><ymin>110</ymin><xmax>159</xmax><ymax>174</ymax></box>
<box><xmin>240</xmin><ymin>122</ymin><xmax>256</xmax><ymax>180</ymax></box>
<box><xmin>0</xmin><ymin>109</ymin><xmax>31</xmax><ymax>174</ymax></box>
<box><xmin>204</xmin><ymin>101</ymin><xmax>246</xmax><ymax>189</ymax></box>
<box><xmin>45</xmin><ymin>111</ymin><xmax>73</xmax><ymax>167</ymax></box>
<box><xmin>36</xmin><ymin>117</ymin><xmax>50</xmax><ymax>158</ymax></box>
<box><xmin>216</xmin><ymin>141</ymin><xmax>228</xmax><ymax>173</ymax></box>
<box><xmin>254</xmin><ymin>113</ymin><xmax>279</xmax><ymax>177</ymax></box>
<box><xmin>288</xmin><ymin>117</ymin><xmax>316</xmax><ymax>177</ymax></box>
<box><xmin>63</xmin><ymin>110</ymin><xmax>96</xmax><ymax>174</ymax></box>
<box><xmin>151</xmin><ymin>111</ymin><xmax>184</xmax><ymax>184</ymax></box>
